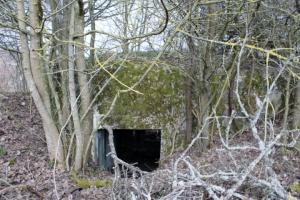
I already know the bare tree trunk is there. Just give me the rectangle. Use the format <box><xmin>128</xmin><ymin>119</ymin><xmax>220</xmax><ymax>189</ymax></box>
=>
<box><xmin>292</xmin><ymin>80</ymin><xmax>300</xmax><ymax>151</ymax></box>
<box><xmin>121</xmin><ymin>0</ymin><xmax>129</xmax><ymax>54</ymax></box>
<box><xmin>16</xmin><ymin>0</ymin><xmax>64</xmax><ymax>165</ymax></box>
<box><xmin>60</xmin><ymin>0</ymin><xmax>71</xmax><ymax>130</ymax></box>
<box><xmin>185</xmin><ymin>78</ymin><xmax>193</xmax><ymax>145</ymax></box>
<box><xmin>47</xmin><ymin>0</ymin><xmax>64</xmax><ymax>129</ymax></box>
<box><xmin>282</xmin><ymin>74</ymin><xmax>291</xmax><ymax>130</ymax></box>
<box><xmin>46</xmin><ymin>51</ymin><xmax>64</xmax><ymax>129</ymax></box>
<box><xmin>184</xmin><ymin>3</ymin><xmax>195</xmax><ymax>145</ymax></box>
<box><xmin>68</xmin><ymin>2</ymin><xmax>83</xmax><ymax>171</ymax></box>
<box><xmin>75</xmin><ymin>0</ymin><xmax>93</xmax><ymax>166</ymax></box>
<box><xmin>185</xmin><ymin>38</ymin><xmax>194</xmax><ymax>145</ymax></box>
<box><xmin>199</xmin><ymin>4</ymin><xmax>216</xmax><ymax>152</ymax></box>
<box><xmin>28</xmin><ymin>0</ymin><xmax>52</xmax><ymax>115</ymax></box>
<box><xmin>88</xmin><ymin>0</ymin><xmax>96</xmax><ymax>67</ymax></box>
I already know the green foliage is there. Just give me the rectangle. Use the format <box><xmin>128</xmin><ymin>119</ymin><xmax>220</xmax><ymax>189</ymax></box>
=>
<box><xmin>71</xmin><ymin>172</ymin><xmax>112</xmax><ymax>189</ymax></box>
<box><xmin>0</xmin><ymin>145</ymin><xmax>7</xmax><ymax>157</ymax></box>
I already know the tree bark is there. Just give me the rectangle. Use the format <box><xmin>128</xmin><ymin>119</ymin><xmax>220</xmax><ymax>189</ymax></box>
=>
<box><xmin>88</xmin><ymin>0</ymin><xmax>96</xmax><ymax>67</ymax></box>
<box><xmin>185</xmin><ymin>37</ymin><xmax>195</xmax><ymax>145</ymax></box>
<box><xmin>121</xmin><ymin>0</ymin><xmax>129</xmax><ymax>54</ymax></box>
<box><xmin>184</xmin><ymin>2</ymin><xmax>195</xmax><ymax>145</ymax></box>
<box><xmin>74</xmin><ymin>0</ymin><xmax>93</xmax><ymax>166</ymax></box>
<box><xmin>28</xmin><ymin>0</ymin><xmax>52</xmax><ymax>115</ymax></box>
<box><xmin>292</xmin><ymin>80</ymin><xmax>300</xmax><ymax>151</ymax></box>
<box><xmin>68</xmin><ymin>2</ymin><xmax>84</xmax><ymax>171</ymax></box>
<box><xmin>59</xmin><ymin>0</ymin><xmax>71</xmax><ymax>131</ymax></box>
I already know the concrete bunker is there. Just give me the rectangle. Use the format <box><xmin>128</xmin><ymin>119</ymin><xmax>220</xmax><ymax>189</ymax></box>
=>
<box><xmin>95</xmin><ymin>129</ymin><xmax>161</xmax><ymax>172</ymax></box>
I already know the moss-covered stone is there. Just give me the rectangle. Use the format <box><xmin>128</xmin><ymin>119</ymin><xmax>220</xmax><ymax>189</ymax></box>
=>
<box><xmin>96</xmin><ymin>59</ymin><xmax>185</xmax><ymax>153</ymax></box>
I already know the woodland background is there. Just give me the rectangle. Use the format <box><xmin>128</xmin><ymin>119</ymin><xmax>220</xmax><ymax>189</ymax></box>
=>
<box><xmin>0</xmin><ymin>0</ymin><xmax>300</xmax><ymax>199</ymax></box>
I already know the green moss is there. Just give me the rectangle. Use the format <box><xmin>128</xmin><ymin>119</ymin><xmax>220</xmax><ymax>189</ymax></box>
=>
<box><xmin>8</xmin><ymin>157</ymin><xmax>16</xmax><ymax>166</ymax></box>
<box><xmin>290</xmin><ymin>181</ymin><xmax>300</xmax><ymax>194</ymax></box>
<box><xmin>75</xmin><ymin>178</ymin><xmax>112</xmax><ymax>189</ymax></box>
<box><xmin>0</xmin><ymin>145</ymin><xmax>6</xmax><ymax>157</ymax></box>
<box><xmin>71</xmin><ymin>173</ymin><xmax>112</xmax><ymax>189</ymax></box>
<box><xmin>96</xmin><ymin>59</ymin><xmax>185</xmax><ymax>152</ymax></box>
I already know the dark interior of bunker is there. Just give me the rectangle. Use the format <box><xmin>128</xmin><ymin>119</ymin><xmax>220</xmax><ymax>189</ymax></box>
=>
<box><xmin>95</xmin><ymin>129</ymin><xmax>161</xmax><ymax>172</ymax></box>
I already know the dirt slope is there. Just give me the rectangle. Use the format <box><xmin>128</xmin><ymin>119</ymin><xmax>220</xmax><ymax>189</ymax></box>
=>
<box><xmin>0</xmin><ymin>93</ymin><xmax>111</xmax><ymax>200</ymax></box>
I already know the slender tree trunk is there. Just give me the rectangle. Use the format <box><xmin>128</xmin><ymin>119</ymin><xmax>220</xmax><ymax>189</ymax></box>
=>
<box><xmin>122</xmin><ymin>0</ymin><xmax>129</xmax><ymax>54</ymax></box>
<box><xmin>292</xmin><ymin>80</ymin><xmax>300</xmax><ymax>151</ymax></box>
<box><xmin>47</xmin><ymin>51</ymin><xmax>65</xmax><ymax>130</ymax></box>
<box><xmin>184</xmin><ymin>3</ymin><xmax>194</xmax><ymax>145</ymax></box>
<box><xmin>88</xmin><ymin>0</ymin><xmax>96</xmax><ymax>67</ymax></box>
<box><xmin>47</xmin><ymin>0</ymin><xmax>65</xmax><ymax>130</ymax></box>
<box><xmin>68</xmin><ymin>2</ymin><xmax>83</xmax><ymax>171</ymax></box>
<box><xmin>185</xmin><ymin>37</ymin><xmax>195</xmax><ymax>145</ymax></box>
<box><xmin>28</xmin><ymin>0</ymin><xmax>52</xmax><ymax>115</ymax></box>
<box><xmin>199</xmin><ymin>4</ymin><xmax>216</xmax><ymax>151</ymax></box>
<box><xmin>75</xmin><ymin>0</ymin><xmax>93</xmax><ymax>166</ymax></box>
<box><xmin>60</xmin><ymin>0</ymin><xmax>71</xmax><ymax>130</ymax></box>
<box><xmin>282</xmin><ymin>74</ymin><xmax>291</xmax><ymax>144</ymax></box>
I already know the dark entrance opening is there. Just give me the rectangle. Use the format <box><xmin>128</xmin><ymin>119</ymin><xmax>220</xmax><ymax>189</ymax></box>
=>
<box><xmin>95</xmin><ymin>129</ymin><xmax>161</xmax><ymax>172</ymax></box>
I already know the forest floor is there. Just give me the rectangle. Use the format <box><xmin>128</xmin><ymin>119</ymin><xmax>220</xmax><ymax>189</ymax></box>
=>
<box><xmin>0</xmin><ymin>93</ymin><xmax>112</xmax><ymax>199</ymax></box>
<box><xmin>0</xmin><ymin>93</ymin><xmax>300</xmax><ymax>199</ymax></box>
